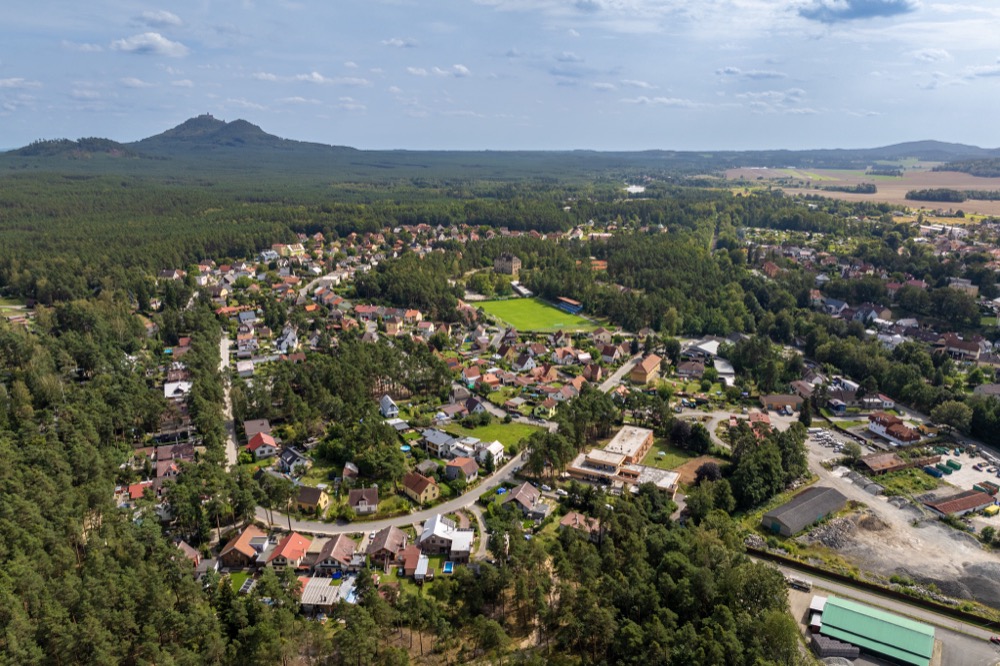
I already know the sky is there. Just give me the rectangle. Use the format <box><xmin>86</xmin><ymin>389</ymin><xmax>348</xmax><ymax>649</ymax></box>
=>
<box><xmin>2</xmin><ymin>0</ymin><xmax>1000</xmax><ymax>151</ymax></box>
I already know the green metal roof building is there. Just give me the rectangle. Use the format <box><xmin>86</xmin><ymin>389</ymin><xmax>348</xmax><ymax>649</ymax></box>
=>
<box><xmin>819</xmin><ymin>596</ymin><xmax>934</xmax><ymax>666</ymax></box>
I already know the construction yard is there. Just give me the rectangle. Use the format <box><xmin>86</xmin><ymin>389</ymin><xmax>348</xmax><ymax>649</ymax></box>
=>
<box><xmin>797</xmin><ymin>434</ymin><xmax>1000</xmax><ymax>610</ymax></box>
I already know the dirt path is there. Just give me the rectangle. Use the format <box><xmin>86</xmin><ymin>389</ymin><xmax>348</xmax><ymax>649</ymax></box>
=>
<box><xmin>218</xmin><ymin>333</ymin><xmax>238</xmax><ymax>469</ymax></box>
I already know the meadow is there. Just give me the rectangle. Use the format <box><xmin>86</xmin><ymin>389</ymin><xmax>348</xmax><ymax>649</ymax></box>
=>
<box><xmin>478</xmin><ymin>298</ymin><xmax>597</xmax><ymax>332</ymax></box>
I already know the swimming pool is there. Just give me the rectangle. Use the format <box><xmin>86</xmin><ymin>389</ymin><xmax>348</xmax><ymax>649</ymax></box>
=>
<box><xmin>442</xmin><ymin>561</ymin><xmax>454</xmax><ymax>574</ymax></box>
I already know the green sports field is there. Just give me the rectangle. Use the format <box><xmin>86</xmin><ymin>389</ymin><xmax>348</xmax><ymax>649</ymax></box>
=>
<box><xmin>478</xmin><ymin>298</ymin><xmax>596</xmax><ymax>332</ymax></box>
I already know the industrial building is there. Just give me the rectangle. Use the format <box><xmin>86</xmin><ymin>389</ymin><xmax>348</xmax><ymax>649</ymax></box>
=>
<box><xmin>761</xmin><ymin>486</ymin><xmax>847</xmax><ymax>536</ymax></box>
<box><xmin>813</xmin><ymin>595</ymin><xmax>934</xmax><ymax>666</ymax></box>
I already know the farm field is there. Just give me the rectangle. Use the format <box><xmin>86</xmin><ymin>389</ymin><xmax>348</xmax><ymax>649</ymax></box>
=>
<box><xmin>478</xmin><ymin>298</ymin><xmax>597</xmax><ymax>332</ymax></box>
<box><xmin>726</xmin><ymin>167</ymin><xmax>1000</xmax><ymax>215</ymax></box>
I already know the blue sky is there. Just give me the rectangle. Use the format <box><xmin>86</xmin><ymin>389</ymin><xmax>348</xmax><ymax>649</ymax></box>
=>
<box><xmin>2</xmin><ymin>0</ymin><xmax>1000</xmax><ymax>150</ymax></box>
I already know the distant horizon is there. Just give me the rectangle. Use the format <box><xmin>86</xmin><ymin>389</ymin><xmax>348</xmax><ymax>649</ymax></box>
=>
<box><xmin>4</xmin><ymin>2</ymin><xmax>1000</xmax><ymax>151</ymax></box>
<box><xmin>7</xmin><ymin>114</ymin><xmax>1000</xmax><ymax>155</ymax></box>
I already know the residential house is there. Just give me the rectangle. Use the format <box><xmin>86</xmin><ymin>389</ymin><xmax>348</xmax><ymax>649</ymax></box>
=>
<box><xmin>417</xmin><ymin>514</ymin><xmax>474</xmax><ymax>563</ymax></box>
<box><xmin>559</xmin><ymin>511</ymin><xmax>602</xmax><ymax>542</ymax></box>
<box><xmin>534</xmin><ymin>398</ymin><xmax>557</xmax><ymax>419</ymax></box>
<box><xmin>630</xmin><ymin>354</ymin><xmax>662</xmax><ymax>384</ymax></box>
<box><xmin>313</xmin><ymin>534</ymin><xmax>357</xmax><ymax>572</ymax></box>
<box><xmin>760</xmin><ymin>394</ymin><xmax>804</xmax><ymax>412</ymax></box>
<box><xmin>379</xmin><ymin>394</ymin><xmax>399</xmax><ymax>418</ymax></box>
<box><xmin>503</xmin><ymin>482</ymin><xmax>550</xmax><ymax>519</ymax></box>
<box><xmin>475</xmin><ymin>440</ymin><xmax>505</xmax><ymax>466</ymax></box>
<box><xmin>401</xmin><ymin>472</ymin><xmax>440</xmax><ymax>505</ymax></box>
<box><xmin>446</xmin><ymin>457</ymin><xmax>479</xmax><ymax>483</ymax></box>
<box><xmin>348</xmin><ymin>488</ymin><xmax>379</xmax><ymax>515</ymax></box>
<box><xmin>246</xmin><ymin>432</ymin><xmax>278</xmax><ymax>459</ymax></box>
<box><xmin>219</xmin><ymin>525</ymin><xmax>268</xmax><ymax>569</ymax></box>
<box><xmin>243</xmin><ymin>419</ymin><xmax>272</xmax><ymax>440</ymax></box>
<box><xmin>295</xmin><ymin>486</ymin><xmax>330</xmax><ymax>514</ymax></box>
<box><xmin>494</xmin><ymin>253</ymin><xmax>522</xmax><ymax>275</ymax></box>
<box><xmin>366</xmin><ymin>526</ymin><xmax>408</xmax><ymax>566</ymax></box>
<box><xmin>279</xmin><ymin>447</ymin><xmax>311</xmax><ymax>475</ymax></box>
<box><xmin>599</xmin><ymin>344</ymin><xmax>622</xmax><ymax>364</ymax></box>
<box><xmin>676</xmin><ymin>360</ymin><xmax>705</xmax><ymax>380</ymax></box>
<box><xmin>268</xmin><ymin>532</ymin><xmax>312</xmax><ymax>571</ymax></box>
<box><xmin>422</xmin><ymin>429</ymin><xmax>457</xmax><ymax>457</ymax></box>
<box><xmin>592</xmin><ymin>327</ymin><xmax>614</xmax><ymax>346</ymax></box>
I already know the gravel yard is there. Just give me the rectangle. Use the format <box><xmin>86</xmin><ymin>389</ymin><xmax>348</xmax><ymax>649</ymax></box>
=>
<box><xmin>792</xmin><ymin>430</ymin><xmax>1000</xmax><ymax>609</ymax></box>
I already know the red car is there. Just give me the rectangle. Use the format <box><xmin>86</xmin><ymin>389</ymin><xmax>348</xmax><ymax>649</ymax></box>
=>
<box><xmin>990</xmin><ymin>636</ymin><xmax>1000</xmax><ymax>646</ymax></box>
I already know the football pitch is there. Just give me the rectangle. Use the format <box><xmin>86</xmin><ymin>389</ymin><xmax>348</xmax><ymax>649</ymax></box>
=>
<box><xmin>478</xmin><ymin>298</ymin><xmax>596</xmax><ymax>332</ymax></box>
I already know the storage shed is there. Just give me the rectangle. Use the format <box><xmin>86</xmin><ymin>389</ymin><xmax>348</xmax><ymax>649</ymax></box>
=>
<box><xmin>761</xmin><ymin>486</ymin><xmax>848</xmax><ymax>537</ymax></box>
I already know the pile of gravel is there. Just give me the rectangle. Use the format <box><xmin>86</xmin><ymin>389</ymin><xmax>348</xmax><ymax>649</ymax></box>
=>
<box><xmin>801</xmin><ymin>515</ymin><xmax>857</xmax><ymax>549</ymax></box>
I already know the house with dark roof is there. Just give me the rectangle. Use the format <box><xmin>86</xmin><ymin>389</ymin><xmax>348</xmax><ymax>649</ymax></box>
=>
<box><xmin>312</xmin><ymin>534</ymin><xmax>357</xmax><ymax>572</ymax></box>
<box><xmin>401</xmin><ymin>472</ymin><xmax>440</xmax><ymax>505</ymax></box>
<box><xmin>243</xmin><ymin>419</ymin><xmax>272</xmax><ymax>440</ymax></box>
<box><xmin>761</xmin><ymin>486</ymin><xmax>847</xmax><ymax>536</ymax></box>
<box><xmin>295</xmin><ymin>485</ymin><xmax>330</xmax><ymax>514</ymax></box>
<box><xmin>348</xmin><ymin>488</ymin><xmax>379</xmax><ymax>515</ymax></box>
<box><xmin>502</xmin><ymin>482</ymin><xmax>550</xmax><ymax>519</ymax></box>
<box><xmin>366</xmin><ymin>526</ymin><xmax>408</xmax><ymax>566</ymax></box>
<box><xmin>278</xmin><ymin>447</ymin><xmax>311</xmax><ymax>475</ymax></box>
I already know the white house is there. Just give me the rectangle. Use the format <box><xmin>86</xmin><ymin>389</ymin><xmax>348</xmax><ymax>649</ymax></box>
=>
<box><xmin>379</xmin><ymin>394</ymin><xmax>399</xmax><ymax>419</ymax></box>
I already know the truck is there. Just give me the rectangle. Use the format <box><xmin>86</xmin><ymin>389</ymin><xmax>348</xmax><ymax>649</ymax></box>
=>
<box><xmin>924</xmin><ymin>466</ymin><xmax>944</xmax><ymax>478</ymax></box>
<box><xmin>785</xmin><ymin>575</ymin><xmax>813</xmax><ymax>592</ymax></box>
<box><xmin>982</xmin><ymin>481</ymin><xmax>1000</xmax><ymax>496</ymax></box>
<box><xmin>947</xmin><ymin>459</ymin><xmax>962</xmax><ymax>471</ymax></box>
<box><xmin>935</xmin><ymin>463</ymin><xmax>953</xmax><ymax>475</ymax></box>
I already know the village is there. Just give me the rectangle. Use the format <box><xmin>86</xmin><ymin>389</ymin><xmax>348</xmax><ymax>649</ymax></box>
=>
<box><xmin>99</xmin><ymin>215</ymin><xmax>1000</xmax><ymax>663</ymax></box>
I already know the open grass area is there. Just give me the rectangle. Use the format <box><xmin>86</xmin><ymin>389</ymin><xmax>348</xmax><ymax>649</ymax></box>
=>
<box><xmin>877</xmin><ymin>468</ymin><xmax>944</xmax><ymax>497</ymax></box>
<box><xmin>641</xmin><ymin>441</ymin><xmax>699</xmax><ymax>470</ymax></box>
<box><xmin>478</xmin><ymin>298</ymin><xmax>597</xmax><ymax>332</ymax></box>
<box><xmin>229</xmin><ymin>572</ymin><xmax>250</xmax><ymax>591</ymax></box>
<box><xmin>0</xmin><ymin>296</ymin><xmax>25</xmax><ymax>308</ymax></box>
<box><xmin>445</xmin><ymin>420</ymin><xmax>540</xmax><ymax>449</ymax></box>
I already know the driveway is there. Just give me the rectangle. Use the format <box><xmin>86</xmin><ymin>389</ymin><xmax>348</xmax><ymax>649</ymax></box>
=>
<box><xmin>599</xmin><ymin>354</ymin><xmax>642</xmax><ymax>393</ymax></box>
<box><xmin>255</xmin><ymin>449</ymin><xmax>529</xmax><ymax>536</ymax></box>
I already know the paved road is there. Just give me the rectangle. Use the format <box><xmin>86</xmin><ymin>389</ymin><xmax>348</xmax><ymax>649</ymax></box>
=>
<box><xmin>218</xmin><ymin>334</ymin><xmax>238</xmax><ymax>469</ymax></box>
<box><xmin>598</xmin><ymin>354</ymin><xmax>642</xmax><ymax>393</ymax></box>
<box><xmin>469</xmin><ymin>504</ymin><xmax>490</xmax><ymax>560</ymax></box>
<box><xmin>295</xmin><ymin>272</ymin><xmax>340</xmax><ymax>306</ymax></box>
<box><xmin>762</xmin><ymin>557</ymin><xmax>1000</xmax><ymax>666</ymax></box>
<box><xmin>255</xmin><ymin>449</ymin><xmax>529</xmax><ymax>536</ymax></box>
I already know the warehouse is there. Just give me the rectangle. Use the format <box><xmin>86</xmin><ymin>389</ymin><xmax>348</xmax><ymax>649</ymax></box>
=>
<box><xmin>817</xmin><ymin>596</ymin><xmax>934</xmax><ymax>666</ymax></box>
<box><xmin>922</xmin><ymin>489</ymin><xmax>995</xmax><ymax>517</ymax></box>
<box><xmin>761</xmin><ymin>486</ymin><xmax>847</xmax><ymax>537</ymax></box>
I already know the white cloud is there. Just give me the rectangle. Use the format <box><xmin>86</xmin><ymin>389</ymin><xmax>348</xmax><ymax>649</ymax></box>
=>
<box><xmin>911</xmin><ymin>48</ymin><xmax>951</xmax><ymax>62</ymax></box>
<box><xmin>592</xmin><ymin>82</ymin><xmax>616</xmax><ymax>90</ymax></box>
<box><xmin>621</xmin><ymin>79</ymin><xmax>656</xmax><ymax>89</ymax></box>
<box><xmin>0</xmin><ymin>78</ymin><xmax>42</xmax><ymax>89</ymax></box>
<box><xmin>555</xmin><ymin>51</ymin><xmax>583</xmax><ymax>62</ymax></box>
<box><xmin>382</xmin><ymin>37</ymin><xmax>417</xmax><ymax>48</ymax></box>
<box><xmin>621</xmin><ymin>96</ymin><xmax>700</xmax><ymax>107</ymax></box>
<box><xmin>277</xmin><ymin>96</ymin><xmax>320</xmax><ymax>104</ymax></box>
<box><xmin>71</xmin><ymin>89</ymin><xmax>102</xmax><ymax>100</ymax></box>
<box><xmin>716</xmin><ymin>66</ymin><xmax>787</xmax><ymax>80</ymax></box>
<box><xmin>407</xmin><ymin>67</ymin><xmax>428</xmax><ymax>76</ymax></box>
<box><xmin>111</xmin><ymin>33</ymin><xmax>189</xmax><ymax>57</ymax></box>
<box><xmin>61</xmin><ymin>40</ymin><xmax>103</xmax><ymax>53</ymax></box>
<box><xmin>121</xmin><ymin>77</ymin><xmax>153</xmax><ymax>88</ymax></box>
<box><xmin>338</xmin><ymin>96</ymin><xmax>366</xmax><ymax>111</ymax></box>
<box><xmin>135</xmin><ymin>10</ymin><xmax>183</xmax><ymax>28</ymax></box>
<box><xmin>344</xmin><ymin>61</ymin><xmax>358</xmax><ymax>68</ymax></box>
<box><xmin>171</xmin><ymin>79</ymin><xmax>194</xmax><ymax>87</ymax></box>
<box><xmin>257</xmin><ymin>71</ymin><xmax>371</xmax><ymax>85</ymax></box>
<box><xmin>388</xmin><ymin>86</ymin><xmax>403</xmax><ymax>94</ymax></box>
<box><xmin>226</xmin><ymin>97</ymin><xmax>267</xmax><ymax>110</ymax></box>
<box><xmin>568</xmin><ymin>28</ymin><xmax>581</xmax><ymax>37</ymax></box>
<box><xmin>966</xmin><ymin>64</ymin><xmax>1000</xmax><ymax>78</ymax></box>
<box><xmin>452</xmin><ymin>64</ymin><xmax>471</xmax><ymax>77</ymax></box>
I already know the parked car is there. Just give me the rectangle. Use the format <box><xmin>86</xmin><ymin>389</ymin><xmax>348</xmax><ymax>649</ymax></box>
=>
<box><xmin>555</xmin><ymin>489</ymin><xmax>569</xmax><ymax>497</ymax></box>
<box><xmin>541</xmin><ymin>484</ymin><xmax>552</xmax><ymax>492</ymax></box>
<box><xmin>990</xmin><ymin>636</ymin><xmax>1000</xmax><ymax>646</ymax></box>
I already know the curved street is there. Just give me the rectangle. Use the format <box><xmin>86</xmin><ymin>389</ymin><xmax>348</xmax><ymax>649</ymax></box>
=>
<box><xmin>255</xmin><ymin>448</ymin><xmax>528</xmax><ymax>536</ymax></box>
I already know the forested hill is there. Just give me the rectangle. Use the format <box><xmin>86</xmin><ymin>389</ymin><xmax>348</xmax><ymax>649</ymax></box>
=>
<box><xmin>5</xmin><ymin>116</ymin><xmax>1000</xmax><ymax>181</ymax></box>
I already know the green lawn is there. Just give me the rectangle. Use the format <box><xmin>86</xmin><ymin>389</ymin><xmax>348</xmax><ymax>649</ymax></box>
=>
<box><xmin>445</xmin><ymin>420</ymin><xmax>540</xmax><ymax>448</ymax></box>
<box><xmin>641</xmin><ymin>441</ymin><xmax>699</xmax><ymax>470</ymax></box>
<box><xmin>478</xmin><ymin>298</ymin><xmax>597</xmax><ymax>332</ymax></box>
<box><xmin>229</xmin><ymin>572</ymin><xmax>250</xmax><ymax>591</ymax></box>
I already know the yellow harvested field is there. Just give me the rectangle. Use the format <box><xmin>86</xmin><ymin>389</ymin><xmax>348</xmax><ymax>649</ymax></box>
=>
<box><xmin>725</xmin><ymin>167</ymin><xmax>1000</xmax><ymax>216</ymax></box>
